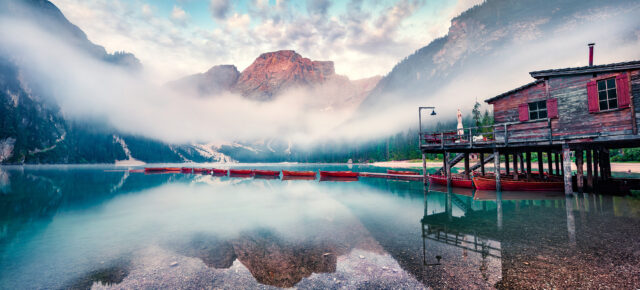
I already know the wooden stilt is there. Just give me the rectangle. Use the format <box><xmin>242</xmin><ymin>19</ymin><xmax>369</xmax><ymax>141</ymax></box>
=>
<box><xmin>537</xmin><ymin>151</ymin><xmax>544</xmax><ymax>179</ymax></box>
<box><xmin>555</xmin><ymin>152</ymin><xmax>560</xmax><ymax>176</ymax></box>
<box><xmin>480</xmin><ymin>153</ymin><xmax>486</xmax><ymax>176</ymax></box>
<box><xmin>422</xmin><ymin>153</ymin><xmax>427</xmax><ymax>184</ymax></box>
<box><xmin>444</xmin><ymin>152</ymin><xmax>451</xmax><ymax>185</ymax></box>
<box><xmin>593</xmin><ymin>149</ymin><xmax>599</xmax><ymax>183</ymax></box>
<box><xmin>602</xmin><ymin>148</ymin><xmax>611</xmax><ymax>180</ymax></box>
<box><xmin>512</xmin><ymin>153</ymin><xmax>519</xmax><ymax>180</ymax></box>
<box><xmin>505</xmin><ymin>154</ymin><xmax>510</xmax><ymax>175</ymax></box>
<box><xmin>519</xmin><ymin>152</ymin><xmax>525</xmax><ymax>174</ymax></box>
<box><xmin>494</xmin><ymin>149</ymin><xmax>501</xmax><ymax>192</ymax></box>
<box><xmin>442</xmin><ymin>153</ymin><xmax>447</xmax><ymax>178</ymax></box>
<box><xmin>560</xmin><ymin>152</ymin><xmax>564</xmax><ymax>176</ymax></box>
<box><xmin>464</xmin><ymin>152</ymin><xmax>470</xmax><ymax>179</ymax></box>
<box><xmin>526</xmin><ymin>151</ymin><xmax>532</xmax><ymax>181</ymax></box>
<box><xmin>547</xmin><ymin>151</ymin><xmax>553</xmax><ymax>176</ymax></box>
<box><xmin>576</xmin><ymin>149</ymin><xmax>584</xmax><ymax>193</ymax></box>
<box><xmin>562</xmin><ymin>144</ymin><xmax>573</xmax><ymax>195</ymax></box>
<box><xmin>587</xmin><ymin>149</ymin><xmax>593</xmax><ymax>191</ymax></box>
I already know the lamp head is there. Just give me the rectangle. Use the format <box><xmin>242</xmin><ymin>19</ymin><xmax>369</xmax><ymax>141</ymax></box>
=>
<box><xmin>430</xmin><ymin>110</ymin><xmax>437</xmax><ymax>116</ymax></box>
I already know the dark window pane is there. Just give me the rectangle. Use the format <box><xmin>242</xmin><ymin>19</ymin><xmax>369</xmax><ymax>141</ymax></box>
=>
<box><xmin>530</xmin><ymin>112</ymin><xmax>536</xmax><ymax>120</ymax></box>
<box><xmin>538</xmin><ymin>101</ymin><xmax>546</xmax><ymax>109</ymax></box>
<box><xmin>609</xmin><ymin>99</ymin><xmax>617</xmax><ymax>109</ymax></box>
<box><xmin>600</xmin><ymin>101</ymin><xmax>608</xmax><ymax>110</ymax></box>
<box><xmin>529</xmin><ymin>103</ymin><xmax>536</xmax><ymax>111</ymax></box>
<box><xmin>597</xmin><ymin>80</ymin><xmax>606</xmax><ymax>90</ymax></box>
<box><xmin>599</xmin><ymin>91</ymin><xmax>607</xmax><ymax>101</ymax></box>
<box><xmin>608</xmin><ymin>88</ymin><xmax>617</xmax><ymax>100</ymax></box>
<box><xmin>607</xmin><ymin>78</ymin><xmax>616</xmax><ymax>89</ymax></box>
<box><xmin>539</xmin><ymin>111</ymin><xmax>547</xmax><ymax>119</ymax></box>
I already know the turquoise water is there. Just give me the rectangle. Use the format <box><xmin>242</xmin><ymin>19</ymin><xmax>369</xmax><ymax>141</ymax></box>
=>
<box><xmin>0</xmin><ymin>165</ymin><xmax>638</xmax><ymax>289</ymax></box>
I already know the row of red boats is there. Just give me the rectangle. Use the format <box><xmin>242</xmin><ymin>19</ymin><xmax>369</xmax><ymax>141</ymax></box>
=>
<box><xmin>428</xmin><ymin>173</ymin><xmax>564</xmax><ymax>191</ymax></box>
<box><xmin>143</xmin><ymin>167</ymin><xmax>423</xmax><ymax>179</ymax></box>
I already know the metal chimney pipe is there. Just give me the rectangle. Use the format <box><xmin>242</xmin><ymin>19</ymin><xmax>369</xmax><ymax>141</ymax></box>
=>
<box><xmin>588</xmin><ymin>43</ymin><xmax>595</xmax><ymax>66</ymax></box>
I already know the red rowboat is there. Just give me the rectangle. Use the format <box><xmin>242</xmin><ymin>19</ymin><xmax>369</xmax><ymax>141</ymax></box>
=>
<box><xmin>253</xmin><ymin>170</ymin><xmax>280</xmax><ymax>176</ymax></box>
<box><xmin>319</xmin><ymin>176</ymin><xmax>359</xmax><ymax>182</ymax></box>
<box><xmin>181</xmin><ymin>167</ymin><xmax>193</xmax><ymax>173</ymax></box>
<box><xmin>144</xmin><ymin>167</ymin><xmax>165</xmax><ymax>172</ymax></box>
<box><xmin>319</xmin><ymin>171</ymin><xmax>359</xmax><ymax>178</ymax></box>
<box><xmin>282</xmin><ymin>170</ymin><xmax>316</xmax><ymax>177</ymax></box>
<box><xmin>193</xmin><ymin>168</ymin><xmax>208</xmax><ymax>173</ymax></box>
<box><xmin>429</xmin><ymin>174</ymin><xmax>473</xmax><ymax>188</ymax></box>
<box><xmin>229</xmin><ymin>169</ymin><xmax>252</xmax><ymax>175</ymax></box>
<box><xmin>472</xmin><ymin>176</ymin><xmax>564</xmax><ymax>191</ymax></box>
<box><xmin>282</xmin><ymin>175</ymin><xmax>316</xmax><ymax>181</ymax></box>
<box><xmin>387</xmin><ymin>169</ymin><xmax>420</xmax><ymax>175</ymax></box>
<box><xmin>212</xmin><ymin>169</ymin><xmax>228</xmax><ymax>174</ymax></box>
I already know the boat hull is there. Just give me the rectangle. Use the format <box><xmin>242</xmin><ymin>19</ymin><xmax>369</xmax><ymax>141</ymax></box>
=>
<box><xmin>282</xmin><ymin>170</ymin><xmax>316</xmax><ymax>177</ymax></box>
<box><xmin>212</xmin><ymin>169</ymin><xmax>228</xmax><ymax>175</ymax></box>
<box><xmin>387</xmin><ymin>169</ymin><xmax>420</xmax><ymax>175</ymax></box>
<box><xmin>229</xmin><ymin>169</ymin><xmax>252</xmax><ymax>175</ymax></box>
<box><xmin>253</xmin><ymin>170</ymin><xmax>280</xmax><ymax>176</ymax></box>
<box><xmin>319</xmin><ymin>171</ymin><xmax>359</xmax><ymax>178</ymax></box>
<box><xmin>428</xmin><ymin>175</ymin><xmax>474</xmax><ymax>188</ymax></box>
<box><xmin>472</xmin><ymin>176</ymin><xmax>564</xmax><ymax>191</ymax></box>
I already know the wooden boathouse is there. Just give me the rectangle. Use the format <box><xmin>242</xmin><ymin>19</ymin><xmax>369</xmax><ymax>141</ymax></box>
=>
<box><xmin>419</xmin><ymin>44</ymin><xmax>640</xmax><ymax>194</ymax></box>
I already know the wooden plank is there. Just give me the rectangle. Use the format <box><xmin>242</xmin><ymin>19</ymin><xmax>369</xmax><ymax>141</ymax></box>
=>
<box><xmin>512</xmin><ymin>153</ymin><xmax>518</xmax><ymax>180</ymax></box>
<box><xmin>505</xmin><ymin>154</ymin><xmax>510</xmax><ymax>175</ymax></box>
<box><xmin>464</xmin><ymin>153</ymin><xmax>470</xmax><ymax>179</ymax></box>
<box><xmin>547</xmin><ymin>151</ymin><xmax>553</xmax><ymax>176</ymax></box>
<box><xmin>537</xmin><ymin>151</ymin><xmax>544</xmax><ymax>179</ymax></box>
<box><xmin>526</xmin><ymin>151</ymin><xmax>532</xmax><ymax>181</ymax></box>
<box><xmin>480</xmin><ymin>153</ymin><xmax>485</xmax><ymax>176</ymax></box>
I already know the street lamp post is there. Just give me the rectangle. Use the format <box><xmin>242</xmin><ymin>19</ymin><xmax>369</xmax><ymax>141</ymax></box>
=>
<box><xmin>418</xmin><ymin>107</ymin><xmax>437</xmax><ymax>184</ymax></box>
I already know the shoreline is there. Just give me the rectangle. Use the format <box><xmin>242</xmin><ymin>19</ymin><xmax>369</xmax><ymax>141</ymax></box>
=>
<box><xmin>371</xmin><ymin>160</ymin><xmax>640</xmax><ymax>174</ymax></box>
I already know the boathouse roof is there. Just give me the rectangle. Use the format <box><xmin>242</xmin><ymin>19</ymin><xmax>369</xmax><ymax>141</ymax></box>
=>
<box><xmin>529</xmin><ymin>60</ymin><xmax>640</xmax><ymax>78</ymax></box>
<box><xmin>484</xmin><ymin>79</ymin><xmax>543</xmax><ymax>104</ymax></box>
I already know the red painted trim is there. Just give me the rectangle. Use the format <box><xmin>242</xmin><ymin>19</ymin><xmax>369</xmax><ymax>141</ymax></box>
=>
<box><xmin>547</xmin><ymin>98</ymin><xmax>558</xmax><ymax>118</ymax></box>
<box><xmin>616</xmin><ymin>73</ymin><xmax>630</xmax><ymax>108</ymax></box>
<box><xmin>518</xmin><ymin>103</ymin><xmax>529</xmax><ymax>122</ymax></box>
<box><xmin>587</xmin><ymin>80</ymin><xmax>599</xmax><ymax>112</ymax></box>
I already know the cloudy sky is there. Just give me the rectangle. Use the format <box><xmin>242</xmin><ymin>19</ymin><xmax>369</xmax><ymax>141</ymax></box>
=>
<box><xmin>51</xmin><ymin>0</ymin><xmax>482</xmax><ymax>82</ymax></box>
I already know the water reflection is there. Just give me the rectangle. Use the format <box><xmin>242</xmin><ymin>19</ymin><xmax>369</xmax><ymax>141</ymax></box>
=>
<box><xmin>0</xmin><ymin>166</ymin><xmax>638</xmax><ymax>289</ymax></box>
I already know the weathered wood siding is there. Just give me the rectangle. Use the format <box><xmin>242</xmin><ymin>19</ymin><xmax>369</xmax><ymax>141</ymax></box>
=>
<box><xmin>491</xmin><ymin>82</ymin><xmax>546</xmax><ymax>123</ymax></box>
<box><xmin>632</xmin><ymin>70</ymin><xmax>640</xmax><ymax>131</ymax></box>
<box><xmin>489</xmin><ymin>69</ymin><xmax>639</xmax><ymax>141</ymax></box>
<box><xmin>549</xmin><ymin>72</ymin><xmax>633</xmax><ymax>137</ymax></box>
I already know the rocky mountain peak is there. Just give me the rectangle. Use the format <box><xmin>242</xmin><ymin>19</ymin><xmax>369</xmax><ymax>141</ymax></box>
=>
<box><xmin>233</xmin><ymin>50</ymin><xmax>335</xmax><ymax>100</ymax></box>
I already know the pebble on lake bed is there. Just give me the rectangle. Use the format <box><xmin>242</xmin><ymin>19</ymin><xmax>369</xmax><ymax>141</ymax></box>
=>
<box><xmin>169</xmin><ymin>261</ymin><xmax>178</xmax><ymax>267</ymax></box>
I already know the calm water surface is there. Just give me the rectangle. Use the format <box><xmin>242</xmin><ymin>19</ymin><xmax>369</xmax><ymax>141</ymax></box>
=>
<box><xmin>0</xmin><ymin>165</ymin><xmax>638</xmax><ymax>289</ymax></box>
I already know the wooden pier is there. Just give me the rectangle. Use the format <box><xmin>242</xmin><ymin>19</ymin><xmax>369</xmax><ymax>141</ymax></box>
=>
<box><xmin>419</xmin><ymin>49</ymin><xmax>640</xmax><ymax>194</ymax></box>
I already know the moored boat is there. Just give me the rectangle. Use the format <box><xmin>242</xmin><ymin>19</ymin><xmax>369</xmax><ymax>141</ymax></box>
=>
<box><xmin>282</xmin><ymin>170</ymin><xmax>316</xmax><ymax>177</ymax></box>
<box><xmin>144</xmin><ymin>167</ymin><xmax>166</xmax><ymax>172</ymax></box>
<box><xmin>229</xmin><ymin>169</ymin><xmax>252</xmax><ymax>175</ymax></box>
<box><xmin>319</xmin><ymin>176</ymin><xmax>359</xmax><ymax>182</ymax></box>
<box><xmin>253</xmin><ymin>170</ymin><xmax>280</xmax><ymax>176</ymax></box>
<box><xmin>212</xmin><ymin>169</ymin><xmax>228</xmax><ymax>175</ymax></box>
<box><xmin>387</xmin><ymin>169</ymin><xmax>420</xmax><ymax>175</ymax></box>
<box><xmin>181</xmin><ymin>167</ymin><xmax>193</xmax><ymax>173</ymax></box>
<box><xmin>429</xmin><ymin>174</ymin><xmax>474</xmax><ymax>188</ymax></box>
<box><xmin>319</xmin><ymin>171</ymin><xmax>359</xmax><ymax>178</ymax></box>
<box><xmin>472</xmin><ymin>175</ymin><xmax>564</xmax><ymax>191</ymax></box>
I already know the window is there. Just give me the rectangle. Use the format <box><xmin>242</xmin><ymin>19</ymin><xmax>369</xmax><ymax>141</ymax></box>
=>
<box><xmin>597</xmin><ymin>78</ymin><xmax>617</xmax><ymax>110</ymax></box>
<box><xmin>528</xmin><ymin>100</ymin><xmax>547</xmax><ymax>120</ymax></box>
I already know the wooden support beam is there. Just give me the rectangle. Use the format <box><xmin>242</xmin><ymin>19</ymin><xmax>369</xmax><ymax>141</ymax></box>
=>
<box><xmin>603</xmin><ymin>148</ymin><xmax>611</xmax><ymax>180</ymax></box>
<box><xmin>537</xmin><ymin>151</ymin><xmax>544</xmax><ymax>179</ymax></box>
<box><xmin>494</xmin><ymin>149</ymin><xmax>501</xmax><ymax>192</ymax></box>
<box><xmin>586</xmin><ymin>149</ymin><xmax>593</xmax><ymax>190</ymax></box>
<box><xmin>443</xmin><ymin>153</ymin><xmax>447</xmax><ymax>178</ymax></box>
<box><xmin>560</xmin><ymin>152</ymin><xmax>564</xmax><ymax>176</ymax></box>
<box><xmin>505</xmin><ymin>154</ymin><xmax>510</xmax><ymax>175</ymax></box>
<box><xmin>547</xmin><ymin>151</ymin><xmax>553</xmax><ymax>176</ymax></box>
<box><xmin>422</xmin><ymin>153</ymin><xmax>427</xmax><ymax>184</ymax></box>
<box><xmin>594</xmin><ymin>149</ymin><xmax>600</xmax><ymax>182</ymax></box>
<box><xmin>445</xmin><ymin>152</ymin><xmax>451</xmax><ymax>185</ymax></box>
<box><xmin>555</xmin><ymin>152</ymin><xmax>560</xmax><ymax>176</ymax></box>
<box><xmin>464</xmin><ymin>153</ymin><xmax>470</xmax><ymax>179</ymax></box>
<box><xmin>576</xmin><ymin>149</ymin><xmax>584</xmax><ymax>193</ymax></box>
<box><xmin>519</xmin><ymin>153</ymin><xmax>525</xmax><ymax>174</ymax></box>
<box><xmin>526</xmin><ymin>151</ymin><xmax>532</xmax><ymax>181</ymax></box>
<box><xmin>562</xmin><ymin>144</ymin><xmax>573</xmax><ymax>195</ymax></box>
<box><xmin>512</xmin><ymin>153</ymin><xmax>519</xmax><ymax>180</ymax></box>
<box><xmin>480</xmin><ymin>153</ymin><xmax>485</xmax><ymax>176</ymax></box>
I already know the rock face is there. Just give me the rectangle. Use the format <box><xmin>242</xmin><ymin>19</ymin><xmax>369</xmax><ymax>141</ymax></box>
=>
<box><xmin>168</xmin><ymin>65</ymin><xmax>240</xmax><ymax>97</ymax></box>
<box><xmin>233</xmin><ymin>50</ymin><xmax>335</xmax><ymax>100</ymax></box>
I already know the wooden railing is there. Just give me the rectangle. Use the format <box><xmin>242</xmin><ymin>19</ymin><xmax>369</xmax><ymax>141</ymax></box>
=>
<box><xmin>419</xmin><ymin>120</ymin><xmax>554</xmax><ymax>148</ymax></box>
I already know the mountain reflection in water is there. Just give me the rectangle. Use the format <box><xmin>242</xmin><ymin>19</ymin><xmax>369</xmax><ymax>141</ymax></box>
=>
<box><xmin>0</xmin><ymin>165</ymin><xmax>638</xmax><ymax>289</ymax></box>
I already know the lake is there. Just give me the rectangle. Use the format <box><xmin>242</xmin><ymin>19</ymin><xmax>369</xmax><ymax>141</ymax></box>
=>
<box><xmin>0</xmin><ymin>165</ymin><xmax>638</xmax><ymax>289</ymax></box>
